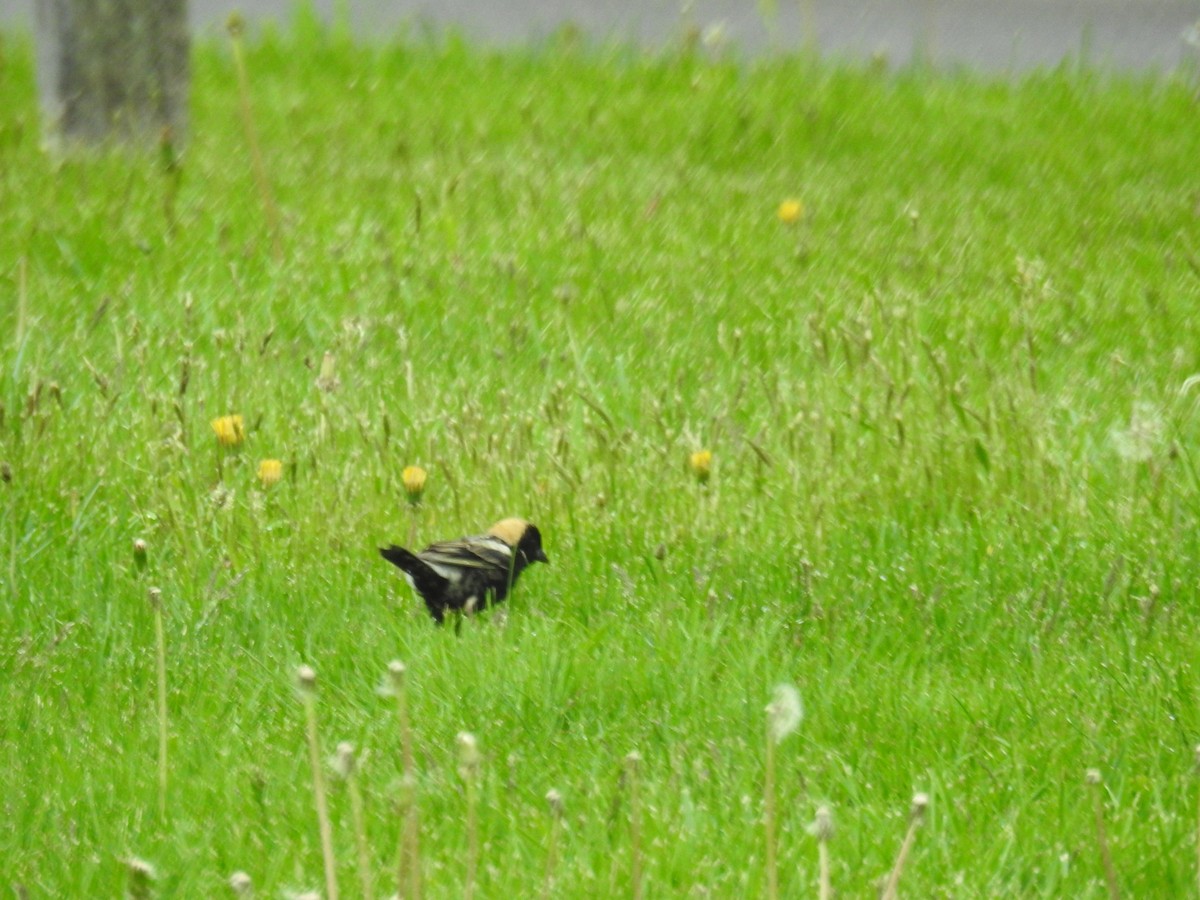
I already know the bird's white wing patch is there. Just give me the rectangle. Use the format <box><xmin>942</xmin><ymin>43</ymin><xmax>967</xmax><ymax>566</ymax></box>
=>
<box><xmin>481</xmin><ymin>536</ymin><xmax>513</xmax><ymax>556</ymax></box>
<box><xmin>426</xmin><ymin>560</ymin><xmax>463</xmax><ymax>583</ymax></box>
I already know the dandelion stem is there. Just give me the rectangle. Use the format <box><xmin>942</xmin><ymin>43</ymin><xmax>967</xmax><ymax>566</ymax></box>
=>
<box><xmin>814</xmin><ymin>805</ymin><xmax>833</xmax><ymax>900</ymax></box>
<box><xmin>350</xmin><ymin>789</ymin><xmax>372</xmax><ymax>899</ymax></box>
<box><xmin>338</xmin><ymin>744</ymin><xmax>374</xmax><ymax>900</ymax></box>
<box><xmin>16</xmin><ymin>255</ymin><xmax>27</xmax><ymax>349</ymax></box>
<box><xmin>465</xmin><ymin>776</ymin><xmax>478</xmax><ymax>900</ymax></box>
<box><xmin>298</xmin><ymin>667</ymin><xmax>339</xmax><ymax>900</ymax></box>
<box><xmin>1087</xmin><ymin>770</ymin><xmax>1120</xmax><ymax>900</ymax></box>
<box><xmin>1195</xmin><ymin>745</ymin><xmax>1200</xmax><ymax>897</ymax></box>
<box><xmin>149</xmin><ymin>588</ymin><xmax>168</xmax><ymax>821</ymax></box>
<box><xmin>882</xmin><ymin>793</ymin><xmax>928</xmax><ymax>900</ymax></box>
<box><xmin>764</xmin><ymin>723</ymin><xmax>778</xmax><ymax>900</ymax></box>
<box><xmin>407</xmin><ymin>505</ymin><xmax>420</xmax><ymax>555</ymax></box>
<box><xmin>763</xmin><ymin>685</ymin><xmax>801</xmax><ymax>900</ymax></box>
<box><xmin>390</xmin><ymin>661</ymin><xmax>421</xmax><ymax>899</ymax></box>
<box><xmin>456</xmin><ymin>732</ymin><xmax>481</xmax><ymax>900</ymax></box>
<box><xmin>818</xmin><ymin>839</ymin><xmax>831</xmax><ymax>900</ymax></box>
<box><xmin>543</xmin><ymin>790</ymin><xmax>563</xmax><ymax>899</ymax></box>
<box><xmin>626</xmin><ymin>752</ymin><xmax>643</xmax><ymax>900</ymax></box>
<box><xmin>227</xmin><ymin>15</ymin><xmax>283</xmax><ymax>262</ymax></box>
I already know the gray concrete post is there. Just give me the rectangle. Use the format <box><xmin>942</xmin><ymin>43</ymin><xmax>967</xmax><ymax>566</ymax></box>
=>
<box><xmin>35</xmin><ymin>0</ymin><xmax>189</xmax><ymax>149</ymax></box>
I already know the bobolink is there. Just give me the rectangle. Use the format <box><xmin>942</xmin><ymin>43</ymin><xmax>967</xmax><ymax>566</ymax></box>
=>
<box><xmin>380</xmin><ymin>518</ymin><xmax>548</xmax><ymax>623</ymax></box>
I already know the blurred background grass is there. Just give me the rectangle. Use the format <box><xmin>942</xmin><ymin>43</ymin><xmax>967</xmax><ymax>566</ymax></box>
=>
<box><xmin>3</xmin><ymin>18</ymin><xmax>1200</xmax><ymax>895</ymax></box>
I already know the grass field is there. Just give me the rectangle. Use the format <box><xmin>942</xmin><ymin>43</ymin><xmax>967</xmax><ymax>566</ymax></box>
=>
<box><xmin>4</xmin><ymin>11</ymin><xmax>1200</xmax><ymax>896</ymax></box>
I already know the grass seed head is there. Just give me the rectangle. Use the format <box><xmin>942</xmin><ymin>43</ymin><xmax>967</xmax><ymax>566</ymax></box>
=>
<box><xmin>133</xmin><ymin>539</ymin><xmax>148</xmax><ymax>571</ymax></box>
<box><xmin>147</xmin><ymin>587</ymin><xmax>162</xmax><ymax>611</ymax></box>
<box><xmin>296</xmin><ymin>665</ymin><xmax>317</xmax><ymax>695</ymax></box>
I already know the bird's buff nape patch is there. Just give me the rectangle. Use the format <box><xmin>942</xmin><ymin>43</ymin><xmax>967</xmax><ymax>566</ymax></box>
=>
<box><xmin>487</xmin><ymin>517</ymin><xmax>529</xmax><ymax>546</ymax></box>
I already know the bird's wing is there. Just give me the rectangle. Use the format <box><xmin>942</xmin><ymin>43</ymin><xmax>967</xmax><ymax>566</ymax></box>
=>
<box><xmin>418</xmin><ymin>534</ymin><xmax>513</xmax><ymax>573</ymax></box>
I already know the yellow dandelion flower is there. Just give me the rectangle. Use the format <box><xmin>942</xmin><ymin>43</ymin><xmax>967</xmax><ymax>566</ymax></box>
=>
<box><xmin>211</xmin><ymin>414</ymin><xmax>245</xmax><ymax>448</ymax></box>
<box><xmin>777</xmin><ymin>199</ymin><xmax>804</xmax><ymax>224</ymax></box>
<box><xmin>402</xmin><ymin>465</ymin><xmax>428</xmax><ymax>504</ymax></box>
<box><xmin>257</xmin><ymin>458</ymin><xmax>283</xmax><ymax>488</ymax></box>
<box><xmin>689</xmin><ymin>449</ymin><xmax>713</xmax><ymax>484</ymax></box>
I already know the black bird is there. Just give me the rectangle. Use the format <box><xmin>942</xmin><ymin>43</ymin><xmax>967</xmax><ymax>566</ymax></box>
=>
<box><xmin>380</xmin><ymin>518</ymin><xmax>548</xmax><ymax>623</ymax></box>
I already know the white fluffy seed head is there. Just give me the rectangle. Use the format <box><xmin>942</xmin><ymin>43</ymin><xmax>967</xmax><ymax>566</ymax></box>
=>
<box><xmin>123</xmin><ymin>857</ymin><xmax>157</xmax><ymax>899</ymax></box>
<box><xmin>456</xmin><ymin>731</ymin><xmax>481</xmax><ymax>779</ymax></box>
<box><xmin>295</xmin><ymin>665</ymin><xmax>317</xmax><ymax>694</ymax></box>
<box><xmin>911</xmin><ymin>792</ymin><xmax>930</xmax><ymax>820</ymax></box>
<box><xmin>388</xmin><ymin>659</ymin><xmax>407</xmax><ymax>687</ymax></box>
<box><xmin>766</xmin><ymin>684</ymin><xmax>803</xmax><ymax>744</ymax></box>
<box><xmin>334</xmin><ymin>742</ymin><xmax>356</xmax><ymax>779</ymax></box>
<box><xmin>229</xmin><ymin>870</ymin><xmax>253</xmax><ymax>895</ymax></box>
<box><xmin>813</xmin><ymin>804</ymin><xmax>834</xmax><ymax>841</ymax></box>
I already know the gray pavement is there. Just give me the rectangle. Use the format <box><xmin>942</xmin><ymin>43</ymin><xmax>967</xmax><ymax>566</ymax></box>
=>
<box><xmin>3</xmin><ymin>1</ymin><xmax>1198</xmax><ymax>72</ymax></box>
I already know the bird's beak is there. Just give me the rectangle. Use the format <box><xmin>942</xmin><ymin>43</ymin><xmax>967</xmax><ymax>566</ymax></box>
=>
<box><xmin>536</xmin><ymin>548</ymin><xmax>549</xmax><ymax>564</ymax></box>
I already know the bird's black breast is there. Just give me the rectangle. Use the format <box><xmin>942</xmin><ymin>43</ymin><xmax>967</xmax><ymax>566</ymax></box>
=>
<box><xmin>440</xmin><ymin>562</ymin><xmax>524</xmax><ymax>613</ymax></box>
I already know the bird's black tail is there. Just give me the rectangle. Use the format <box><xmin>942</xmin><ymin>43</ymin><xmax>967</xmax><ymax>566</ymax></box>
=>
<box><xmin>379</xmin><ymin>545</ymin><xmax>450</xmax><ymax>621</ymax></box>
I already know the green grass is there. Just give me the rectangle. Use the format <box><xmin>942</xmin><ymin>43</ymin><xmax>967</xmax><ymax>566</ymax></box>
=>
<box><xmin>4</xmin><ymin>12</ymin><xmax>1200</xmax><ymax>896</ymax></box>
